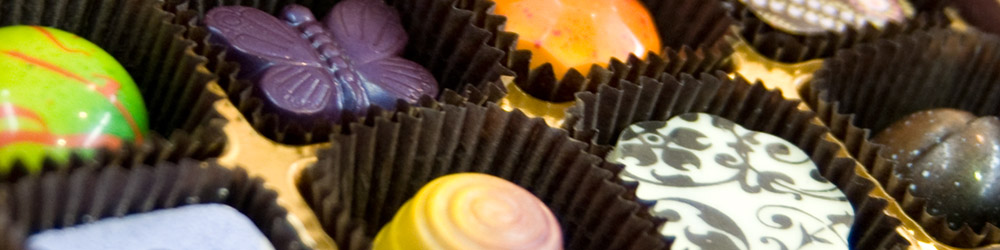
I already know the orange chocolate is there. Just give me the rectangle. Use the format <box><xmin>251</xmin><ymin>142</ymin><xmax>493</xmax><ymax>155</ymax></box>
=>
<box><xmin>494</xmin><ymin>0</ymin><xmax>661</xmax><ymax>77</ymax></box>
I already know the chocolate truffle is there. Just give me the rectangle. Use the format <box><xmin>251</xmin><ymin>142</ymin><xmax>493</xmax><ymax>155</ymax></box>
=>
<box><xmin>26</xmin><ymin>204</ymin><xmax>275</xmax><ymax>250</ymax></box>
<box><xmin>373</xmin><ymin>173</ymin><xmax>562</xmax><ymax>250</ymax></box>
<box><xmin>493</xmin><ymin>0</ymin><xmax>661</xmax><ymax>77</ymax></box>
<box><xmin>0</xmin><ymin>25</ymin><xmax>149</xmax><ymax>171</ymax></box>
<box><xmin>738</xmin><ymin>0</ymin><xmax>910</xmax><ymax>35</ymax></box>
<box><xmin>607</xmin><ymin>113</ymin><xmax>854</xmax><ymax>249</ymax></box>
<box><xmin>205</xmin><ymin>1</ymin><xmax>438</xmax><ymax>123</ymax></box>
<box><xmin>873</xmin><ymin>108</ymin><xmax>1000</xmax><ymax>230</ymax></box>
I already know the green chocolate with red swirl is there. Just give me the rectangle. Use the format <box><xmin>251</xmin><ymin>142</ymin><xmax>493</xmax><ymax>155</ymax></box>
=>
<box><xmin>0</xmin><ymin>25</ymin><xmax>148</xmax><ymax>172</ymax></box>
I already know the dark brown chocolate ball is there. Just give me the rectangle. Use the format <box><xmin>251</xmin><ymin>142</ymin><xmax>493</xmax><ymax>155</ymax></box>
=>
<box><xmin>874</xmin><ymin>108</ymin><xmax>1000</xmax><ymax>231</ymax></box>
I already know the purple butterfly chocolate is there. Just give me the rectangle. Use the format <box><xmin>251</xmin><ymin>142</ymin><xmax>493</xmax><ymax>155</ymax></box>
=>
<box><xmin>205</xmin><ymin>1</ymin><xmax>437</xmax><ymax>122</ymax></box>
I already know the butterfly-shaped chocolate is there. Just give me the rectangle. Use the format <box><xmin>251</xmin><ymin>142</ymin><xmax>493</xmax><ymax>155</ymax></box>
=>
<box><xmin>205</xmin><ymin>1</ymin><xmax>437</xmax><ymax>122</ymax></box>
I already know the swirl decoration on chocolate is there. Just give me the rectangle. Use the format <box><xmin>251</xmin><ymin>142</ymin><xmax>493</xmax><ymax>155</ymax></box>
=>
<box><xmin>0</xmin><ymin>26</ymin><xmax>149</xmax><ymax>169</ymax></box>
<box><xmin>608</xmin><ymin>113</ymin><xmax>854</xmax><ymax>250</ymax></box>
<box><xmin>739</xmin><ymin>0</ymin><xmax>908</xmax><ymax>34</ymax></box>
<box><xmin>205</xmin><ymin>1</ymin><xmax>437</xmax><ymax>122</ymax></box>
<box><xmin>374</xmin><ymin>173</ymin><xmax>562</xmax><ymax>250</ymax></box>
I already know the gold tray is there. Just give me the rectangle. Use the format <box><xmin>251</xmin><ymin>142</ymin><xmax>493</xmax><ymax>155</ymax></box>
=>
<box><xmin>211</xmin><ymin>21</ymin><xmax>989</xmax><ymax>250</ymax></box>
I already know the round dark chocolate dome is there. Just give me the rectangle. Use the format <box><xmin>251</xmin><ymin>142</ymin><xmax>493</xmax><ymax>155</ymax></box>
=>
<box><xmin>874</xmin><ymin>108</ymin><xmax>1000</xmax><ymax>230</ymax></box>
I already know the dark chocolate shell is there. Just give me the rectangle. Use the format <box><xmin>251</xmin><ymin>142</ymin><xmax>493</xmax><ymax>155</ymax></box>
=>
<box><xmin>805</xmin><ymin>28</ymin><xmax>1000</xmax><ymax>247</ymax></box>
<box><xmin>873</xmin><ymin>109</ymin><xmax>1000</xmax><ymax>231</ymax></box>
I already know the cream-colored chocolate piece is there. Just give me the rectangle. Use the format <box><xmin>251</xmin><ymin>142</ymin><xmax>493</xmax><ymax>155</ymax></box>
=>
<box><xmin>608</xmin><ymin>113</ymin><xmax>854</xmax><ymax>250</ymax></box>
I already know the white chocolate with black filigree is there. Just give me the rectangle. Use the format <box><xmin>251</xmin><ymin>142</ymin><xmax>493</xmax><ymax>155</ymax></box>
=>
<box><xmin>740</xmin><ymin>0</ymin><xmax>910</xmax><ymax>35</ymax></box>
<box><xmin>607</xmin><ymin>113</ymin><xmax>854</xmax><ymax>250</ymax></box>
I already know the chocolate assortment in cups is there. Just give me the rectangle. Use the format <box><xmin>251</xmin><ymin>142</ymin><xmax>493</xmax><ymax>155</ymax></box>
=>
<box><xmin>453</xmin><ymin>0</ymin><xmax>740</xmax><ymax>103</ymax></box>
<box><xmin>0</xmin><ymin>159</ymin><xmax>306</xmax><ymax>250</ymax></box>
<box><xmin>4</xmin><ymin>0</ymin><xmax>1000</xmax><ymax>249</ymax></box>
<box><xmin>0</xmin><ymin>0</ymin><xmax>228</xmax><ymax>180</ymax></box>
<box><xmin>722</xmin><ymin>0</ymin><xmax>950</xmax><ymax>63</ymax></box>
<box><xmin>806</xmin><ymin>28</ymin><xmax>1000</xmax><ymax>248</ymax></box>
<box><xmin>300</xmin><ymin>102</ymin><xmax>666</xmax><ymax>249</ymax></box>
<box><xmin>168</xmin><ymin>0</ymin><xmax>510</xmax><ymax>144</ymax></box>
<box><xmin>564</xmin><ymin>71</ymin><xmax>910</xmax><ymax>249</ymax></box>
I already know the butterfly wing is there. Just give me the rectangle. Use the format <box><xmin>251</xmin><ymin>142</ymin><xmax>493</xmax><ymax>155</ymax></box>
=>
<box><xmin>324</xmin><ymin>0</ymin><xmax>408</xmax><ymax>64</ymax></box>
<box><xmin>258</xmin><ymin>65</ymin><xmax>342</xmax><ymax>119</ymax></box>
<box><xmin>323</xmin><ymin>0</ymin><xmax>437</xmax><ymax>110</ymax></box>
<box><xmin>354</xmin><ymin>57</ymin><xmax>438</xmax><ymax>108</ymax></box>
<box><xmin>205</xmin><ymin>6</ymin><xmax>325</xmax><ymax>74</ymax></box>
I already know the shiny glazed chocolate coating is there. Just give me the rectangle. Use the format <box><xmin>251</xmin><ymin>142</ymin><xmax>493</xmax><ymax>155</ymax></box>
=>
<box><xmin>205</xmin><ymin>1</ymin><xmax>437</xmax><ymax>123</ymax></box>
<box><xmin>0</xmin><ymin>26</ymin><xmax>148</xmax><ymax>171</ymax></box>
<box><xmin>373</xmin><ymin>173</ymin><xmax>562</xmax><ymax>250</ymax></box>
<box><xmin>874</xmin><ymin>109</ymin><xmax>1000</xmax><ymax>230</ymax></box>
<box><xmin>493</xmin><ymin>0</ymin><xmax>661</xmax><ymax>77</ymax></box>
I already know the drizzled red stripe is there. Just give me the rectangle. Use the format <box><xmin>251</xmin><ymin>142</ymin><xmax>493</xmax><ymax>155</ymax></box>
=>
<box><xmin>5</xmin><ymin>51</ymin><xmax>89</xmax><ymax>83</ymax></box>
<box><xmin>32</xmin><ymin>26</ymin><xmax>90</xmax><ymax>56</ymax></box>
<box><xmin>93</xmin><ymin>75</ymin><xmax>143</xmax><ymax>143</ymax></box>
<box><xmin>0</xmin><ymin>104</ymin><xmax>49</xmax><ymax>131</ymax></box>
<box><xmin>0</xmin><ymin>131</ymin><xmax>122</xmax><ymax>149</ymax></box>
<box><xmin>3</xmin><ymin>51</ymin><xmax>143</xmax><ymax>144</ymax></box>
<box><xmin>92</xmin><ymin>75</ymin><xmax>121</xmax><ymax>97</ymax></box>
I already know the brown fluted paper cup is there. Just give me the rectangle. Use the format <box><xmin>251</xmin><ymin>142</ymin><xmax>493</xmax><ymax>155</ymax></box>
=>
<box><xmin>165</xmin><ymin>0</ymin><xmax>511</xmax><ymax>145</ymax></box>
<box><xmin>299</xmin><ymin>102</ymin><xmax>669</xmax><ymax>250</ymax></box>
<box><xmin>725</xmin><ymin>0</ymin><xmax>949</xmax><ymax>63</ymax></box>
<box><xmin>805</xmin><ymin>28</ymin><xmax>1000</xmax><ymax>248</ymax></box>
<box><xmin>0</xmin><ymin>0</ymin><xmax>230</xmax><ymax>179</ymax></box>
<box><xmin>565</xmin><ymin>71</ymin><xmax>912</xmax><ymax>249</ymax></box>
<box><xmin>0</xmin><ymin>159</ymin><xmax>306</xmax><ymax>250</ymax></box>
<box><xmin>448</xmin><ymin>0</ymin><xmax>738</xmax><ymax>103</ymax></box>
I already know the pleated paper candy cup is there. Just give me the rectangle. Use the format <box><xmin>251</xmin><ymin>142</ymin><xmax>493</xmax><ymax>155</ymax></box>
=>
<box><xmin>300</xmin><ymin>102</ymin><xmax>670</xmax><ymax>249</ymax></box>
<box><xmin>0</xmin><ymin>159</ymin><xmax>306</xmax><ymax>250</ymax></box>
<box><xmin>565</xmin><ymin>71</ymin><xmax>912</xmax><ymax>249</ymax></box>
<box><xmin>166</xmin><ymin>0</ymin><xmax>510</xmax><ymax>145</ymax></box>
<box><xmin>805</xmin><ymin>28</ymin><xmax>1000</xmax><ymax>248</ymax></box>
<box><xmin>0</xmin><ymin>0</ymin><xmax>230</xmax><ymax>180</ymax></box>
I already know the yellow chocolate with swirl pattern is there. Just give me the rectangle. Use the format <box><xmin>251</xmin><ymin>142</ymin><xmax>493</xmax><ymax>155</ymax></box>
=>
<box><xmin>373</xmin><ymin>173</ymin><xmax>562</xmax><ymax>250</ymax></box>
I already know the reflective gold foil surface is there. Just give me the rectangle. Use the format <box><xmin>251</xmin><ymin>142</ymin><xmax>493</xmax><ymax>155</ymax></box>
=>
<box><xmin>496</xmin><ymin>36</ymin><xmax>992</xmax><ymax>250</ymax></box>
<box><xmin>214</xmin><ymin>17</ymin><xmax>993</xmax><ymax>250</ymax></box>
